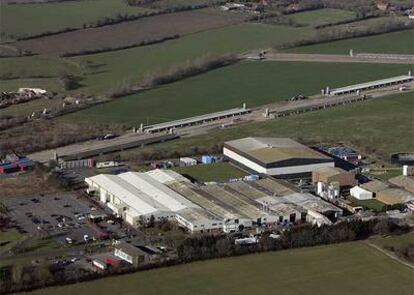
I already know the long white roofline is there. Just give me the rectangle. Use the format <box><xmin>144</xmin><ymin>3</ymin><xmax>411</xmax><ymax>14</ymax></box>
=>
<box><xmin>329</xmin><ymin>75</ymin><xmax>413</xmax><ymax>95</ymax></box>
<box><xmin>86</xmin><ymin>174</ymin><xmax>169</xmax><ymax>216</ymax></box>
<box><xmin>118</xmin><ymin>172</ymin><xmax>199</xmax><ymax>211</ymax></box>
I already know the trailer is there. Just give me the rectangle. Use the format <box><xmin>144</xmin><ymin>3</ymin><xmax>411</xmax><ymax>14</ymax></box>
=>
<box><xmin>92</xmin><ymin>259</ymin><xmax>107</xmax><ymax>270</ymax></box>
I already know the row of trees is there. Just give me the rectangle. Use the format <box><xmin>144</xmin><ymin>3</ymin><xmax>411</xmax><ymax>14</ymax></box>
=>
<box><xmin>1</xmin><ymin>218</ymin><xmax>410</xmax><ymax>294</ymax></box>
<box><xmin>177</xmin><ymin>218</ymin><xmax>410</xmax><ymax>262</ymax></box>
<box><xmin>277</xmin><ymin>17</ymin><xmax>414</xmax><ymax>50</ymax></box>
<box><xmin>110</xmin><ymin>54</ymin><xmax>240</xmax><ymax>98</ymax></box>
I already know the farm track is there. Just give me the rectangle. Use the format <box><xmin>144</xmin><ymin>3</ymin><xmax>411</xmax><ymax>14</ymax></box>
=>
<box><xmin>253</xmin><ymin>52</ymin><xmax>414</xmax><ymax>65</ymax></box>
<box><xmin>365</xmin><ymin>241</ymin><xmax>414</xmax><ymax>269</ymax></box>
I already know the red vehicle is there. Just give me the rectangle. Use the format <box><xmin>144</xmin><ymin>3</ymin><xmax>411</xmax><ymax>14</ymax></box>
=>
<box><xmin>105</xmin><ymin>258</ymin><xmax>121</xmax><ymax>268</ymax></box>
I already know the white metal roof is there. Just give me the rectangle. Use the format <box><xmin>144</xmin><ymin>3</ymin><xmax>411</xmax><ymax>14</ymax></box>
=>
<box><xmin>118</xmin><ymin>172</ymin><xmax>199</xmax><ymax>211</ymax></box>
<box><xmin>330</xmin><ymin>75</ymin><xmax>413</xmax><ymax>95</ymax></box>
<box><xmin>144</xmin><ymin>107</ymin><xmax>249</xmax><ymax>132</ymax></box>
<box><xmin>146</xmin><ymin>169</ymin><xmax>190</xmax><ymax>184</ymax></box>
<box><xmin>86</xmin><ymin>174</ymin><xmax>168</xmax><ymax>216</ymax></box>
<box><xmin>350</xmin><ymin>186</ymin><xmax>372</xmax><ymax>195</ymax></box>
<box><xmin>284</xmin><ymin>193</ymin><xmax>342</xmax><ymax>213</ymax></box>
<box><xmin>180</xmin><ymin>157</ymin><xmax>197</xmax><ymax>163</ymax></box>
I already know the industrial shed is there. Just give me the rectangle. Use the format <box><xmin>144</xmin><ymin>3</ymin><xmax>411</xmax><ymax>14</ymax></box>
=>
<box><xmin>327</xmin><ymin>73</ymin><xmax>413</xmax><ymax>96</ymax></box>
<box><xmin>85</xmin><ymin>171</ymin><xmax>222</xmax><ymax>232</ymax></box>
<box><xmin>376</xmin><ymin>188</ymin><xmax>414</xmax><ymax>205</ymax></box>
<box><xmin>312</xmin><ymin>167</ymin><xmax>356</xmax><ymax>187</ymax></box>
<box><xmin>388</xmin><ymin>175</ymin><xmax>414</xmax><ymax>194</ymax></box>
<box><xmin>350</xmin><ymin>186</ymin><xmax>373</xmax><ymax>200</ymax></box>
<box><xmin>223</xmin><ymin>137</ymin><xmax>334</xmax><ymax>176</ymax></box>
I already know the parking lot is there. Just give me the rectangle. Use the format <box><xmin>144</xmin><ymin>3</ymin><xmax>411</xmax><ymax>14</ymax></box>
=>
<box><xmin>4</xmin><ymin>192</ymin><xmax>104</xmax><ymax>243</ymax></box>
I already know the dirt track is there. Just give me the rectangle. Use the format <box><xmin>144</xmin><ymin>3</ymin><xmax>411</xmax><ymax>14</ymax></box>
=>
<box><xmin>250</xmin><ymin>52</ymin><xmax>414</xmax><ymax>65</ymax></box>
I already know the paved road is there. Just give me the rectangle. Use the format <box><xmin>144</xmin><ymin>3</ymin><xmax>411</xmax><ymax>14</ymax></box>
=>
<box><xmin>246</xmin><ymin>52</ymin><xmax>414</xmax><ymax>65</ymax></box>
<box><xmin>27</xmin><ymin>80</ymin><xmax>414</xmax><ymax>162</ymax></box>
<box><xmin>28</xmin><ymin>132</ymin><xmax>175</xmax><ymax>163</ymax></box>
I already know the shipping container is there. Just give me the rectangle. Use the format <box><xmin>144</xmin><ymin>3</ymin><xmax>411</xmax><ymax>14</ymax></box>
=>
<box><xmin>201</xmin><ymin>155</ymin><xmax>216</xmax><ymax>164</ymax></box>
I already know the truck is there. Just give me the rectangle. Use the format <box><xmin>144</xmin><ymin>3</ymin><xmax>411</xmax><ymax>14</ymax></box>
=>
<box><xmin>92</xmin><ymin>259</ymin><xmax>107</xmax><ymax>270</ymax></box>
<box><xmin>96</xmin><ymin>161</ymin><xmax>119</xmax><ymax>169</ymax></box>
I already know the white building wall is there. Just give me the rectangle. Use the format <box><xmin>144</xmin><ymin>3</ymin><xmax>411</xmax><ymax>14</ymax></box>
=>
<box><xmin>266</xmin><ymin>162</ymin><xmax>334</xmax><ymax>175</ymax></box>
<box><xmin>224</xmin><ymin>147</ymin><xmax>334</xmax><ymax>175</ymax></box>
<box><xmin>350</xmin><ymin>186</ymin><xmax>373</xmax><ymax>200</ymax></box>
<box><xmin>223</xmin><ymin>148</ymin><xmax>267</xmax><ymax>173</ymax></box>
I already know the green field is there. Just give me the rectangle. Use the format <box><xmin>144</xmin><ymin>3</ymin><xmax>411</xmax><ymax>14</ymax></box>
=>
<box><xmin>349</xmin><ymin>198</ymin><xmax>386</xmax><ymax>212</ymax></box>
<box><xmin>288</xmin><ymin>8</ymin><xmax>356</xmax><ymax>27</ymax></box>
<box><xmin>285</xmin><ymin>29</ymin><xmax>414</xmax><ymax>55</ymax></box>
<box><xmin>0</xmin><ymin>23</ymin><xmax>312</xmax><ymax>95</ymax></box>
<box><xmin>0</xmin><ymin>0</ymin><xmax>152</xmax><ymax>38</ymax></box>
<box><xmin>70</xmin><ymin>23</ymin><xmax>313</xmax><ymax>94</ymax></box>
<box><xmin>20</xmin><ymin>241</ymin><xmax>413</xmax><ymax>295</ymax></box>
<box><xmin>0</xmin><ymin>229</ymin><xmax>27</xmax><ymax>254</ymax></box>
<box><xmin>67</xmin><ymin>61</ymin><xmax>413</xmax><ymax>125</ymax></box>
<box><xmin>372</xmin><ymin>232</ymin><xmax>414</xmax><ymax>249</ymax></box>
<box><xmin>174</xmin><ymin>162</ymin><xmax>247</xmax><ymax>183</ymax></box>
<box><xmin>0</xmin><ymin>78</ymin><xmax>64</xmax><ymax>93</ymax></box>
<box><xmin>115</xmin><ymin>91</ymin><xmax>414</xmax><ymax>162</ymax></box>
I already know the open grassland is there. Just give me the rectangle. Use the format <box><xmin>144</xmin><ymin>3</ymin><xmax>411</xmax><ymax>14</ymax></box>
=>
<box><xmin>67</xmin><ymin>61</ymin><xmax>413</xmax><ymax>125</ymax></box>
<box><xmin>0</xmin><ymin>56</ymin><xmax>80</xmax><ymax>92</ymax></box>
<box><xmin>1</xmin><ymin>24</ymin><xmax>312</xmax><ymax>95</ymax></box>
<box><xmin>0</xmin><ymin>229</ymin><xmax>27</xmax><ymax>254</ymax></box>
<box><xmin>0</xmin><ymin>0</ymin><xmax>152</xmax><ymax>39</ymax></box>
<box><xmin>284</xmin><ymin>29</ymin><xmax>414</xmax><ymax>55</ymax></box>
<box><xmin>141</xmin><ymin>0</ymin><xmax>220</xmax><ymax>9</ymax></box>
<box><xmin>0</xmin><ymin>55</ymin><xmax>80</xmax><ymax>78</ymax></box>
<box><xmin>12</xmin><ymin>9</ymin><xmax>248</xmax><ymax>55</ymax></box>
<box><xmin>173</xmin><ymin>163</ymin><xmax>247</xmax><ymax>182</ymax></box>
<box><xmin>288</xmin><ymin>8</ymin><xmax>356</xmax><ymax>27</ymax></box>
<box><xmin>349</xmin><ymin>198</ymin><xmax>387</xmax><ymax>212</ymax></box>
<box><xmin>69</xmin><ymin>23</ymin><xmax>313</xmax><ymax>94</ymax></box>
<box><xmin>0</xmin><ymin>78</ymin><xmax>64</xmax><ymax>93</ymax></box>
<box><xmin>116</xmin><ymin>91</ymin><xmax>414</xmax><ymax>162</ymax></box>
<box><xmin>0</xmin><ymin>97</ymin><xmax>64</xmax><ymax>117</ymax></box>
<box><xmin>19</xmin><ymin>242</ymin><xmax>414</xmax><ymax>295</ymax></box>
<box><xmin>372</xmin><ymin>232</ymin><xmax>414</xmax><ymax>249</ymax></box>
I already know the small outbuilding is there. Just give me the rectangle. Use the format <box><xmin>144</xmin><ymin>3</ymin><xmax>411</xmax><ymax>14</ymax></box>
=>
<box><xmin>350</xmin><ymin>186</ymin><xmax>373</xmax><ymax>200</ymax></box>
<box><xmin>179</xmin><ymin>157</ymin><xmax>197</xmax><ymax>167</ymax></box>
<box><xmin>114</xmin><ymin>242</ymin><xmax>149</xmax><ymax>267</ymax></box>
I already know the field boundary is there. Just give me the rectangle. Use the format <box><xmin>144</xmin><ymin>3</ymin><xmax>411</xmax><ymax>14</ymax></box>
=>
<box><xmin>365</xmin><ymin>241</ymin><xmax>414</xmax><ymax>269</ymax></box>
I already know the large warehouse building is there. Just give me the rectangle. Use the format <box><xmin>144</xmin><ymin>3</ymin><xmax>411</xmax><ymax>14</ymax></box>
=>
<box><xmin>86</xmin><ymin>169</ymin><xmax>342</xmax><ymax>232</ymax></box>
<box><xmin>223</xmin><ymin>137</ymin><xmax>334</xmax><ymax>176</ymax></box>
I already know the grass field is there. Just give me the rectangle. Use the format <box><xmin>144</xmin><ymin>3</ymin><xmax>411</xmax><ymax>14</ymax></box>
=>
<box><xmin>0</xmin><ymin>55</ymin><xmax>80</xmax><ymax>92</ymax></box>
<box><xmin>0</xmin><ymin>229</ymin><xmax>27</xmax><ymax>254</ymax></box>
<box><xmin>0</xmin><ymin>97</ymin><xmax>64</xmax><ymax>117</ymax></box>
<box><xmin>288</xmin><ymin>8</ymin><xmax>356</xmax><ymax>27</ymax></box>
<box><xmin>284</xmin><ymin>29</ymin><xmax>414</xmax><ymax>55</ymax></box>
<box><xmin>12</xmin><ymin>9</ymin><xmax>247</xmax><ymax>56</ymax></box>
<box><xmin>0</xmin><ymin>78</ymin><xmax>64</xmax><ymax>93</ymax></box>
<box><xmin>20</xmin><ymin>241</ymin><xmax>413</xmax><ymax>295</ymax></box>
<box><xmin>66</xmin><ymin>61</ymin><xmax>413</xmax><ymax>125</ymax></box>
<box><xmin>1</xmin><ymin>23</ymin><xmax>312</xmax><ymax>95</ymax></box>
<box><xmin>115</xmin><ymin>91</ymin><xmax>414</xmax><ymax>162</ymax></box>
<box><xmin>69</xmin><ymin>23</ymin><xmax>313</xmax><ymax>94</ymax></box>
<box><xmin>349</xmin><ymin>198</ymin><xmax>386</xmax><ymax>212</ymax></box>
<box><xmin>173</xmin><ymin>163</ymin><xmax>247</xmax><ymax>182</ymax></box>
<box><xmin>0</xmin><ymin>0</ymin><xmax>152</xmax><ymax>39</ymax></box>
<box><xmin>372</xmin><ymin>232</ymin><xmax>414</xmax><ymax>249</ymax></box>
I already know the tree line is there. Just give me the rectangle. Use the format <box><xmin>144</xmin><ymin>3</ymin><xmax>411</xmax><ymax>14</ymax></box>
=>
<box><xmin>1</xmin><ymin>217</ymin><xmax>410</xmax><ymax>294</ymax></box>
